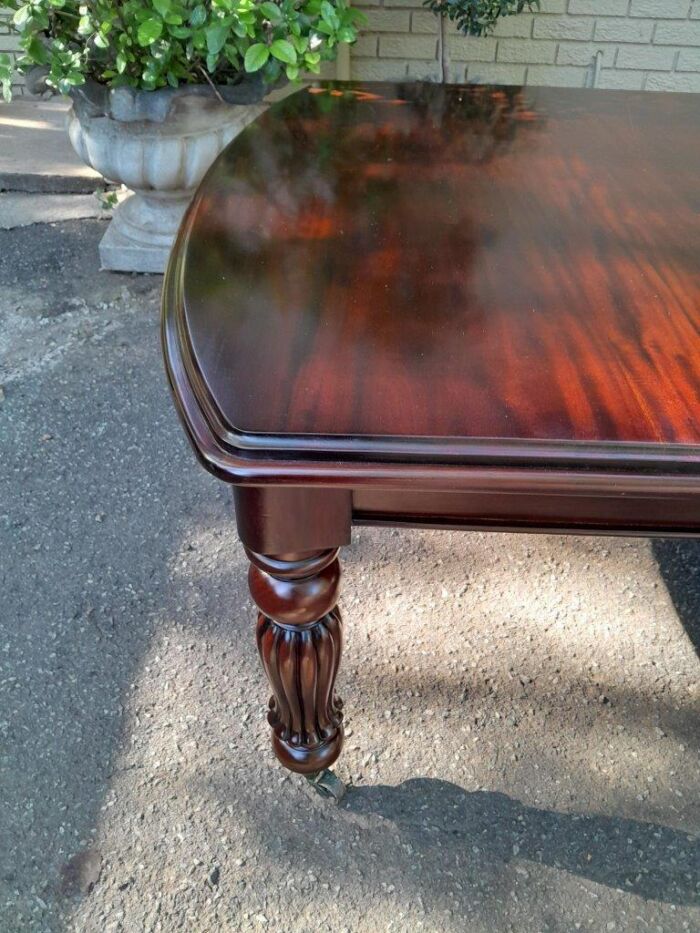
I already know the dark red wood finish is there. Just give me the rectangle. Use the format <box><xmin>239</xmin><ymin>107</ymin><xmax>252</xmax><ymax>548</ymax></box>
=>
<box><xmin>162</xmin><ymin>81</ymin><xmax>700</xmax><ymax>775</ymax></box>
<box><xmin>173</xmin><ymin>81</ymin><xmax>700</xmax><ymax>457</ymax></box>
<box><xmin>249</xmin><ymin>548</ymin><xmax>344</xmax><ymax>774</ymax></box>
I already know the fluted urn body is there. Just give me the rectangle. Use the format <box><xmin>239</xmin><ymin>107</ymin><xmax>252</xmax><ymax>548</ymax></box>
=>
<box><xmin>66</xmin><ymin>82</ymin><xmax>265</xmax><ymax>272</ymax></box>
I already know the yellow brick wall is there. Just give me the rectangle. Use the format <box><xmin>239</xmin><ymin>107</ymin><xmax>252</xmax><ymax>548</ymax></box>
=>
<box><xmin>352</xmin><ymin>0</ymin><xmax>700</xmax><ymax>91</ymax></box>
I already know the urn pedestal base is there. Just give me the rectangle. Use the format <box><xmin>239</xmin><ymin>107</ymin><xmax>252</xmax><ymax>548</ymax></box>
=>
<box><xmin>99</xmin><ymin>189</ymin><xmax>189</xmax><ymax>273</ymax></box>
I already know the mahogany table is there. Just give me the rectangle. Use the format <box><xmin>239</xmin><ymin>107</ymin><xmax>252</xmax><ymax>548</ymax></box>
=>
<box><xmin>162</xmin><ymin>81</ymin><xmax>700</xmax><ymax>781</ymax></box>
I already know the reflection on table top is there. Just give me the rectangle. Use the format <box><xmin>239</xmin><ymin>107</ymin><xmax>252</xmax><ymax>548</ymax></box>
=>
<box><xmin>174</xmin><ymin>82</ymin><xmax>700</xmax><ymax>457</ymax></box>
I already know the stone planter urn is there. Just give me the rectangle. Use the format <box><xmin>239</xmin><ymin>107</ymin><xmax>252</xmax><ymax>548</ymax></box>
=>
<box><xmin>66</xmin><ymin>79</ymin><xmax>267</xmax><ymax>273</ymax></box>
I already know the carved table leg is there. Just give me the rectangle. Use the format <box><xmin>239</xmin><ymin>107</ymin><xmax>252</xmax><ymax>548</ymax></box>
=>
<box><xmin>247</xmin><ymin>547</ymin><xmax>344</xmax><ymax>775</ymax></box>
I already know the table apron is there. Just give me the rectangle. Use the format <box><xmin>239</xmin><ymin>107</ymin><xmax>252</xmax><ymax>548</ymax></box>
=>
<box><xmin>351</xmin><ymin>488</ymin><xmax>700</xmax><ymax>537</ymax></box>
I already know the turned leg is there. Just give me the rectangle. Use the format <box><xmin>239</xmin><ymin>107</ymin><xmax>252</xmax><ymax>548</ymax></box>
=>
<box><xmin>247</xmin><ymin>548</ymin><xmax>344</xmax><ymax>774</ymax></box>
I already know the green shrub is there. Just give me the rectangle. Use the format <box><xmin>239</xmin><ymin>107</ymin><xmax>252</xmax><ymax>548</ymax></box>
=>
<box><xmin>0</xmin><ymin>0</ymin><xmax>539</xmax><ymax>102</ymax></box>
<box><xmin>0</xmin><ymin>0</ymin><xmax>365</xmax><ymax>100</ymax></box>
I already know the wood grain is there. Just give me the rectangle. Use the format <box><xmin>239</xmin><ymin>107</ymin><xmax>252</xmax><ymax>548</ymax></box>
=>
<box><xmin>162</xmin><ymin>81</ymin><xmax>700</xmax><ymax>533</ymax></box>
<box><xmin>174</xmin><ymin>82</ymin><xmax>700</xmax><ymax>452</ymax></box>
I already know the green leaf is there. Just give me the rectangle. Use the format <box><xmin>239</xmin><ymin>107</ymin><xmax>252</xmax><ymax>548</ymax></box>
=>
<box><xmin>137</xmin><ymin>18</ymin><xmax>164</xmax><ymax>45</ymax></box>
<box><xmin>205</xmin><ymin>23</ymin><xmax>228</xmax><ymax>54</ymax></box>
<box><xmin>0</xmin><ymin>56</ymin><xmax>12</xmax><ymax>101</ymax></box>
<box><xmin>153</xmin><ymin>0</ymin><xmax>171</xmax><ymax>17</ymax></box>
<box><xmin>269</xmin><ymin>38</ymin><xmax>296</xmax><ymax>64</ymax></box>
<box><xmin>12</xmin><ymin>6</ymin><xmax>31</xmax><ymax>29</ymax></box>
<box><xmin>244</xmin><ymin>41</ymin><xmax>269</xmax><ymax>71</ymax></box>
<box><xmin>320</xmin><ymin>0</ymin><xmax>340</xmax><ymax>30</ymax></box>
<box><xmin>189</xmin><ymin>5</ymin><xmax>207</xmax><ymax>27</ymax></box>
<box><xmin>337</xmin><ymin>25</ymin><xmax>356</xmax><ymax>42</ymax></box>
<box><xmin>259</xmin><ymin>2</ymin><xmax>282</xmax><ymax>20</ymax></box>
<box><xmin>26</xmin><ymin>36</ymin><xmax>49</xmax><ymax>65</ymax></box>
<box><xmin>224</xmin><ymin>43</ymin><xmax>240</xmax><ymax>65</ymax></box>
<box><xmin>58</xmin><ymin>70</ymin><xmax>85</xmax><ymax>91</ymax></box>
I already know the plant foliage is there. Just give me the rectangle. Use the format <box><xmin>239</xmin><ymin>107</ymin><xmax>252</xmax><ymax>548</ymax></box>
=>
<box><xmin>0</xmin><ymin>0</ymin><xmax>366</xmax><ymax>100</ymax></box>
<box><xmin>423</xmin><ymin>0</ymin><xmax>539</xmax><ymax>37</ymax></box>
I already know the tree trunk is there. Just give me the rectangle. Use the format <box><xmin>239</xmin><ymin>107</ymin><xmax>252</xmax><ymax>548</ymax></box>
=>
<box><xmin>437</xmin><ymin>14</ymin><xmax>451</xmax><ymax>84</ymax></box>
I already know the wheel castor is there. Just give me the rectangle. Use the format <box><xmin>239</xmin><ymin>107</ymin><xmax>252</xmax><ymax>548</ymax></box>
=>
<box><xmin>305</xmin><ymin>769</ymin><xmax>347</xmax><ymax>802</ymax></box>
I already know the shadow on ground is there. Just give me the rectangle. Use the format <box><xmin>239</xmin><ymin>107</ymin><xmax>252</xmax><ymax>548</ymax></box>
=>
<box><xmin>2</xmin><ymin>220</ymin><xmax>699</xmax><ymax>932</ymax></box>
<box><xmin>653</xmin><ymin>539</ymin><xmax>700</xmax><ymax>658</ymax></box>
<box><xmin>0</xmin><ymin>221</ymin><xmax>224</xmax><ymax>928</ymax></box>
<box><xmin>343</xmin><ymin>778</ymin><xmax>700</xmax><ymax>908</ymax></box>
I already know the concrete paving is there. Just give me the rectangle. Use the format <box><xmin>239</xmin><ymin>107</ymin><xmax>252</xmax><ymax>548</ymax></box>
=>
<box><xmin>0</xmin><ymin>216</ymin><xmax>698</xmax><ymax>933</ymax></box>
<box><xmin>0</xmin><ymin>191</ymin><xmax>107</xmax><ymax>229</ymax></box>
<box><xmin>0</xmin><ymin>99</ymin><xmax>100</xmax><ymax>193</ymax></box>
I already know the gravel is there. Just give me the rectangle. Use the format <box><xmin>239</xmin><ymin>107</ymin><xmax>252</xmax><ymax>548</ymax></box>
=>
<box><xmin>0</xmin><ymin>217</ymin><xmax>698</xmax><ymax>933</ymax></box>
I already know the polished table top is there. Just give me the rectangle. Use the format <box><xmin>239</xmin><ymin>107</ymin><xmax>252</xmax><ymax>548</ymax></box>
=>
<box><xmin>165</xmin><ymin>81</ymin><xmax>700</xmax><ymax>477</ymax></box>
<box><xmin>163</xmin><ymin>82</ymin><xmax>700</xmax><ymax>784</ymax></box>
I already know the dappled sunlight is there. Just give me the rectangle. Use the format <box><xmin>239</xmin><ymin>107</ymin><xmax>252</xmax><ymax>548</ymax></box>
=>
<box><xmin>0</xmin><ymin>99</ymin><xmax>100</xmax><ymax>181</ymax></box>
<box><xmin>343</xmin><ymin>528</ymin><xmax>697</xmax><ymax>696</ymax></box>
<box><xmin>0</xmin><ymin>114</ymin><xmax>59</xmax><ymax>131</ymax></box>
<box><xmin>69</xmin><ymin>518</ymin><xmax>699</xmax><ymax>930</ymax></box>
<box><xmin>162</xmin><ymin>523</ymin><xmax>698</xmax><ymax>799</ymax></box>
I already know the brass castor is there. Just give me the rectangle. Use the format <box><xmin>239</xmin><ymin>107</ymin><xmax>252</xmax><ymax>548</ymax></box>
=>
<box><xmin>305</xmin><ymin>769</ymin><xmax>346</xmax><ymax>802</ymax></box>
